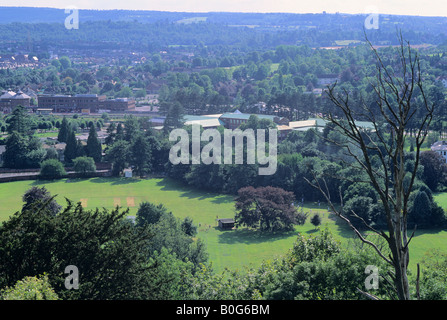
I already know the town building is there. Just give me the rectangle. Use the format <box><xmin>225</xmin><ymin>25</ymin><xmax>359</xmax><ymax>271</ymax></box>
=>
<box><xmin>99</xmin><ymin>98</ymin><xmax>136</xmax><ymax>112</ymax></box>
<box><xmin>219</xmin><ymin>111</ymin><xmax>289</xmax><ymax>130</ymax></box>
<box><xmin>149</xmin><ymin>110</ymin><xmax>374</xmax><ymax>142</ymax></box>
<box><xmin>184</xmin><ymin>114</ymin><xmax>224</xmax><ymax>129</ymax></box>
<box><xmin>37</xmin><ymin>94</ymin><xmax>101</xmax><ymax>113</ymax></box>
<box><xmin>37</xmin><ymin>94</ymin><xmax>135</xmax><ymax>113</ymax></box>
<box><xmin>0</xmin><ymin>90</ymin><xmax>31</xmax><ymax>113</ymax></box>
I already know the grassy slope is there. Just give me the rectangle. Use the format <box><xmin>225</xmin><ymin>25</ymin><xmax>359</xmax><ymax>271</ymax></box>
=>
<box><xmin>0</xmin><ymin>177</ymin><xmax>445</xmax><ymax>273</ymax></box>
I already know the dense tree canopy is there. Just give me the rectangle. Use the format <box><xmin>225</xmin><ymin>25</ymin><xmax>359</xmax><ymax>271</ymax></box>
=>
<box><xmin>234</xmin><ymin>186</ymin><xmax>305</xmax><ymax>232</ymax></box>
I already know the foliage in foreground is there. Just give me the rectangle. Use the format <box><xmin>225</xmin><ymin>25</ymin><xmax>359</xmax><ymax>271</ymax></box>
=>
<box><xmin>1</xmin><ymin>274</ymin><xmax>58</xmax><ymax>300</ymax></box>
<box><xmin>0</xmin><ymin>187</ymin><xmax>446</xmax><ymax>300</ymax></box>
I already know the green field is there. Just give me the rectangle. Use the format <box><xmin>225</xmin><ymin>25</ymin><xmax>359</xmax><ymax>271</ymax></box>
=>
<box><xmin>0</xmin><ymin>177</ymin><xmax>446</xmax><ymax>273</ymax></box>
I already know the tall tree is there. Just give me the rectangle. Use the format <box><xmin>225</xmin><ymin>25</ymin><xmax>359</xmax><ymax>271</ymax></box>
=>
<box><xmin>104</xmin><ymin>122</ymin><xmax>116</xmax><ymax>148</ymax></box>
<box><xmin>115</xmin><ymin>123</ymin><xmax>124</xmax><ymax>141</ymax></box>
<box><xmin>123</xmin><ymin>116</ymin><xmax>140</xmax><ymax>142</ymax></box>
<box><xmin>2</xmin><ymin>131</ymin><xmax>28</xmax><ymax>168</ymax></box>
<box><xmin>106</xmin><ymin>139</ymin><xmax>130</xmax><ymax>176</ymax></box>
<box><xmin>307</xmin><ymin>35</ymin><xmax>434</xmax><ymax>300</ymax></box>
<box><xmin>163</xmin><ymin>101</ymin><xmax>185</xmax><ymax>132</ymax></box>
<box><xmin>419</xmin><ymin>150</ymin><xmax>447</xmax><ymax>191</ymax></box>
<box><xmin>130</xmin><ymin>134</ymin><xmax>152</xmax><ymax>177</ymax></box>
<box><xmin>57</xmin><ymin>116</ymin><xmax>70</xmax><ymax>143</ymax></box>
<box><xmin>64</xmin><ymin>129</ymin><xmax>78</xmax><ymax>164</ymax></box>
<box><xmin>6</xmin><ymin>105</ymin><xmax>31</xmax><ymax>135</ymax></box>
<box><xmin>86</xmin><ymin>126</ymin><xmax>102</xmax><ymax>162</ymax></box>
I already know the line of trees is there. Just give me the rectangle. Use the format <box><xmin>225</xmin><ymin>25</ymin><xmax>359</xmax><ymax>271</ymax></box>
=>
<box><xmin>0</xmin><ymin>109</ymin><xmax>101</xmax><ymax>179</ymax></box>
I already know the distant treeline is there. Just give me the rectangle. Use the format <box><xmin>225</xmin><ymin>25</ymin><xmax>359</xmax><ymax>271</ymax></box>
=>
<box><xmin>1</xmin><ymin>9</ymin><xmax>447</xmax><ymax>52</ymax></box>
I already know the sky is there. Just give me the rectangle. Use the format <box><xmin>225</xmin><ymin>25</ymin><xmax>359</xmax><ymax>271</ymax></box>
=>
<box><xmin>0</xmin><ymin>0</ymin><xmax>447</xmax><ymax>17</ymax></box>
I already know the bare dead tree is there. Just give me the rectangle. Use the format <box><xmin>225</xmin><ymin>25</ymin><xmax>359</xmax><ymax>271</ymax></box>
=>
<box><xmin>305</xmin><ymin>34</ymin><xmax>434</xmax><ymax>300</ymax></box>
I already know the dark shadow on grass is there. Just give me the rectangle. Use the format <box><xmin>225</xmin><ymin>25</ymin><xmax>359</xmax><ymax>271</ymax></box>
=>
<box><xmin>31</xmin><ymin>179</ymin><xmax>66</xmax><ymax>186</ymax></box>
<box><xmin>325</xmin><ymin>211</ymin><xmax>361</xmax><ymax>239</ymax></box>
<box><xmin>412</xmin><ymin>228</ymin><xmax>447</xmax><ymax>236</ymax></box>
<box><xmin>156</xmin><ymin>178</ymin><xmax>235</xmax><ymax>204</ymax></box>
<box><xmin>31</xmin><ymin>176</ymin><xmax>142</xmax><ymax>186</ymax></box>
<box><xmin>88</xmin><ymin>177</ymin><xmax>141</xmax><ymax>185</ymax></box>
<box><xmin>324</xmin><ymin>210</ymin><xmax>447</xmax><ymax>240</ymax></box>
<box><xmin>216</xmin><ymin>227</ymin><xmax>297</xmax><ymax>245</ymax></box>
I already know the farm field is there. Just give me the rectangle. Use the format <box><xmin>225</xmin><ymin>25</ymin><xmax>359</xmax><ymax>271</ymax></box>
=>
<box><xmin>0</xmin><ymin>177</ymin><xmax>445</xmax><ymax>273</ymax></box>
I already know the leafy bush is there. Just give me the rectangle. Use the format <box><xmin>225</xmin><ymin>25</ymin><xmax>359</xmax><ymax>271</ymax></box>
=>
<box><xmin>39</xmin><ymin>159</ymin><xmax>67</xmax><ymax>179</ymax></box>
<box><xmin>73</xmin><ymin>156</ymin><xmax>96</xmax><ymax>177</ymax></box>
<box><xmin>1</xmin><ymin>275</ymin><xmax>58</xmax><ymax>300</ymax></box>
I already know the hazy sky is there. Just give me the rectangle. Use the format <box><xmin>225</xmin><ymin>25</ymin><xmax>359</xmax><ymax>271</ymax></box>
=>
<box><xmin>1</xmin><ymin>0</ymin><xmax>447</xmax><ymax>17</ymax></box>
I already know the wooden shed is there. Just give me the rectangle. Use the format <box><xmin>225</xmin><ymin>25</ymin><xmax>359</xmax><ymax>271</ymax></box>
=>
<box><xmin>217</xmin><ymin>218</ymin><xmax>235</xmax><ymax>230</ymax></box>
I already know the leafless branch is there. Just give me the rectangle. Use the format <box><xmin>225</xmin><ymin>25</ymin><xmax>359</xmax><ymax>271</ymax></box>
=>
<box><xmin>307</xmin><ymin>31</ymin><xmax>434</xmax><ymax>300</ymax></box>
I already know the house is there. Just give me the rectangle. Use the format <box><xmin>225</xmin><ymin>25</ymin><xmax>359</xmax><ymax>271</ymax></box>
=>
<box><xmin>217</xmin><ymin>218</ymin><xmax>235</xmax><ymax>230</ymax></box>
<box><xmin>431</xmin><ymin>141</ymin><xmax>447</xmax><ymax>163</ymax></box>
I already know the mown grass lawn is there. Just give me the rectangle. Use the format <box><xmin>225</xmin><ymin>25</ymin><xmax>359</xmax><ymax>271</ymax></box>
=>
<box><xmin>0</xmin><ymin>177</ymin><xmax>343</xmax><ymax>273</ymax></box>
<box><xmin>0</xmin><ymin>177</ymin><xmax>446</xmax><ymax>273</ymax></box>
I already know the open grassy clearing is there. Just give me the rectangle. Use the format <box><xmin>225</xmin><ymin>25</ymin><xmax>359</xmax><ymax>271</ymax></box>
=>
<box><xmin>0</xmin><ymin>177</ymin><xmax>445</xmax><ymax>273</ymax></box>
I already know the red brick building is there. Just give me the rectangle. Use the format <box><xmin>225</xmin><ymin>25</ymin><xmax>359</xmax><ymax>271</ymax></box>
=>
<box><xmin>37</xmin><ymin>94</ymin><xmax>135</xmax><ymax>113</ymax></box>
<box><xmin>0</xmin><ymin>90</ymin><xmax>31</xmax><ymax>113</ymax></box>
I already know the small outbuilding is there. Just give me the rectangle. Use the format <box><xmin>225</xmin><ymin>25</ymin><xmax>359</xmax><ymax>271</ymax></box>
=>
<box><xmin>217</xmin><ymin>218</ymin><xmax>235</xmax><ymax>230</ymax></box>
<box><xmin>124</xmin><ymin>168</ymin><xmax>133</xmax><ymax>178</ymax></box>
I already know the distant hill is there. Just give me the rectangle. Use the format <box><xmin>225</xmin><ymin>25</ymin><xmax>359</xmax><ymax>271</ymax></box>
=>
<box><xmin>0</xmin><ymin>7</ymin><xmax>205</xmax><ymax>24</ymax></box>
<box><xmin>0</xmin><ymin>6</ymin><xmax>446</xmax><ymax>29</ymax></box>
<box><xmin>1</xmin><ymin>7</ymin><xmax>447</xmax><ymax>51</ymax></box>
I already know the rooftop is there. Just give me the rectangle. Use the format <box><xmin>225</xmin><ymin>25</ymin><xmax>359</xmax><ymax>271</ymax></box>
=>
<box><xmin>184</xmin><ymin>118</ymin><xmax>224</xmax><ymax>128</ymax></box>
<box><xmin>0</xmin><ymin>90</ymin><xmax>16</xmax><ymax>99</ymax></box>
<box><xmin>75</xmin><ymin>94</ymin><xmax>98</xmax><ymax>97</ymax></box>
<box><xmin>183</xmin><ymin>114</ymin><xmax>222</xmax><ymax>121</ymax></box>
<box><xmin>12</xmin><ymin>90</ymin><xmax>30</xmax><ymax>99</ymax></box>
<box><xmin>219</xmin><ymin>112</ymin><xmax>277</xmax><ymax>120</ymax></box>
<box><xmin>431</xmin><ymin>141</ymin><xmax>447</xmax><ymax>151</ymax></box>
